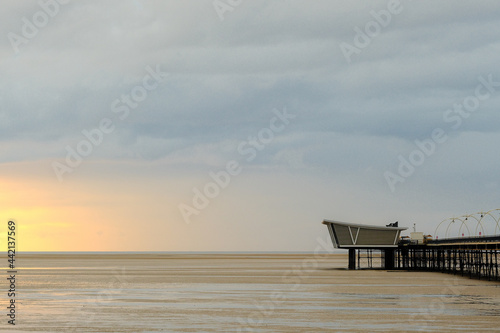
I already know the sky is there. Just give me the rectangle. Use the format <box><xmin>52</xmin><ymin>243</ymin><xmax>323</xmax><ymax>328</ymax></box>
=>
<box><xmin>1</xmin><ymin>0</ymin><xmax>500</xmax><ymax>251</ymax></box>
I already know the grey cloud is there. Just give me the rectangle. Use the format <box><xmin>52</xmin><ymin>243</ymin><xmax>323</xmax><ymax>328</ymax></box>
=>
<box><xmin>0</xmin><ymin>0</ymin><xmax>499</xmax><ymax>173</ymax></box>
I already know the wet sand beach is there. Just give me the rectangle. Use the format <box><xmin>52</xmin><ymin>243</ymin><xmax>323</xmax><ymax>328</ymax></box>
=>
<box><xmin>8</xmin><ymin>253</ymin><xmax>500</xmax><ymax>332</ymax></box>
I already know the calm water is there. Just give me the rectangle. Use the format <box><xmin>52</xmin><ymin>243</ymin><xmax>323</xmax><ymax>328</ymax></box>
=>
<box><xmin>5</xmin><ymin>253</ymin><xmax>500</xmax><ymax>332</ymax></box>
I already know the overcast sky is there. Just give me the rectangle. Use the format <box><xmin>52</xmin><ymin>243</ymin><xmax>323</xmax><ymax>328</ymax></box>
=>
<box><xmin>1</xmin><ymin>0</ymin><xmax>500</xmax><ymax>251</ymax></box>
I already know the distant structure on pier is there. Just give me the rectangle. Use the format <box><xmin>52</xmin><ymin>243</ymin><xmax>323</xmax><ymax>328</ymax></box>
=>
<box><xmin>322</xmin><ymin>219</ymin><xmax>407</xmax><ymax>270</ymax></box>
<box><xmin>322</xmin><ymin>219</ymin><xmax>407</xmax><ymax>248</ymax></box>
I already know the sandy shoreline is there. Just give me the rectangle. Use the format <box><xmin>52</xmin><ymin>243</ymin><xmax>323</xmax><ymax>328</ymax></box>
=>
<box><xmin>8</xmin><ymin>253</ymin><xmax>500</xmax><ymax>332</ymax></box>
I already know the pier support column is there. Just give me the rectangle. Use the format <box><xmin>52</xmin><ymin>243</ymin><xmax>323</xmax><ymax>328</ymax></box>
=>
<box><xmin>384</xmin><ymin>249</ymin><xmax>395</xmax><ymax>270</ymax></box>
<box><xmin>348</xmin><ymin>249</ymin><xmax>356</xmax><ymax>270</ymax></box>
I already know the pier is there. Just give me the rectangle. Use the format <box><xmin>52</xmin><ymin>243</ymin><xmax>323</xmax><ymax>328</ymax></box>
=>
<box><xmin>396</xmin><ymin>236</ymin><xmax>500</xmax><ymax>281</ymax></box>
<box><xmin>323</xmin><ymin>210</ymin><xmax>500</xmax><ymax>281</ymax></box>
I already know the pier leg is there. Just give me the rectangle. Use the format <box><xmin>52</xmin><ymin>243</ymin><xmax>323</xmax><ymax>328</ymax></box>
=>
<box><xmin>348</xmin><ymin>249</ymin><xmax>356</xmax><ymax>270</ymax></box>
<box><xmin>384</xmin><ymin>249</ymin><xmax>395</xmax><ymax>270</ymax></box>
